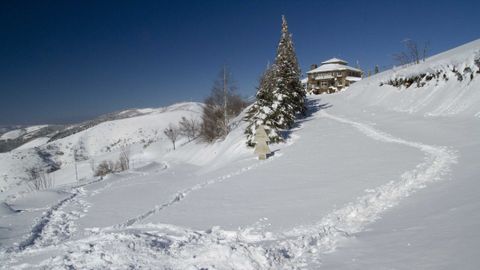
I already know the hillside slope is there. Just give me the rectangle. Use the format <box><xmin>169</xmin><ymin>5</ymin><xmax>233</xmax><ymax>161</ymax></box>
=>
<box><xmin>320</xmin><ymin>39</ymin><xmax>480</xmax><ymax>269</ymax></box>
<box><xmin>1</xmin><ymin>40</ymin><xmax>479</xmax><ymax>269</ymax></box>
<box><xmin>0</xmin><ymin>102</ymin><xmax>203</xmax><ymax>195</ymax></box>
<box><xmin>344</xmin><ymin>39</ymin><xmax>480</xmax><ymax>117</ymax></box>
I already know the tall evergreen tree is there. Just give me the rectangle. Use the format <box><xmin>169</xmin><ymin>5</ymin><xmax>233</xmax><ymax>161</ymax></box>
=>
<box><xmin>244</xmin><ymin>65</ymin><xmax>283</xmax><ymax>146</ymax></box>
<box><xmin>244</xmin><ymin>15</ymin><xmax>306</xmax><ymax>147</ymax></box>
<box><xmin>271</xmin><ymin>15</ymin><xmax>306</xmax><ymax>128</ymax></box>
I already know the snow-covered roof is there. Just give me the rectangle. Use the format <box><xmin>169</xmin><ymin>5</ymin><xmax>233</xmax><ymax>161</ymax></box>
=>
<box><xmin>307</xmin><ymin>63</ymin><xmax>362</xmax><ymax>74</ymax></box>
<box><xmin>346</xmin><ymin>76</ymin><xmax>362</xmax><ymax>82</ymax></box>
<box><xmin>321</xmin><ymin>57</ymin><xmax>348</xmax><ymax>65</ymax></box>
<box><xmin>300</xmin><ymin>78</ymin><xmax>308</xmax><ymax>84</ymax></box>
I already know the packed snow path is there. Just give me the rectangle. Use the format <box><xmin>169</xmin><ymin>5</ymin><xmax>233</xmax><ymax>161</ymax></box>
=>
<box><xmin>273</xmin><ymin>111</ymin><xmax>457</xmax><ymax>266</ymax></box>
<box><xmin>8</xmin><ymin>164</ymin><xmax>167</xmax><ymax>253</ymax></box>
<box><xmin>116</xmin><ymin>155</ymin><xmax>280</xmax><ymax>228</ymax></box>
<box><xmin>0</xmin><ymin>109</ymin><xmax>457</xmax><ymax>269</ymax></box>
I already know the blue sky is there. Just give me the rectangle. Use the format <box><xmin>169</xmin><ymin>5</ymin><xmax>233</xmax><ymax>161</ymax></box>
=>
<box><xmin>1</xmin><ymin>0</ymin><xmax>479</xmax><ymax>125</ymax></box>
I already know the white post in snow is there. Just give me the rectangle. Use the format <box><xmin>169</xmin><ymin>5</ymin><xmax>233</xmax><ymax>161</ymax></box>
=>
<box><xmin>253</xmin><ymin>125</ymin><xmax>270</xmax><ymax>160</ymax></box>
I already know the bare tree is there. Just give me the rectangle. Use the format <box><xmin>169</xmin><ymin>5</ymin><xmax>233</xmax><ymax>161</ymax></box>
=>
<box><xmin>406</xmin><ymin>39</ymin><xmax>420</xmax><ymax>64</ymax></box>
<box><xmin>25</xmin><ymin>166</ymin><xmax>54</xmax><ymax>191</ymax></box>
<box><xmin>200</xmin><ymin>66</ymin><xmax>248</xmax><ymax>142</ymax></box>
<box><xmin>393</xmin><ymin>51</ymin><xmax>410</xmax><ymax>66</ymax></box>
<box><xmin>422</xmin><ymin>41</ymin><xmax>430</xmax><ymax>62</ymax></box>
<box><xmin>201</xmin><ymin>100</ymin><xmax>224</xmax><ymax>142</ymax></box>
<box><xmin>393</xmin><ymin>39</ymin><xmax>430</xmax><ymax>66</ymax></box>
<box><xmin>179</xmin><ymin>116</ymin><xmax>200</xmax><ymax>142</ymax></box>
<box><xmin>119</xmin><ymin>144</ymin><xmax>130</xmax><ymax>171</ymax></box>
<box><xmin>164</xmin><ymin>123</ymin><xmax>180</xmax><ymax>150</ymax></box>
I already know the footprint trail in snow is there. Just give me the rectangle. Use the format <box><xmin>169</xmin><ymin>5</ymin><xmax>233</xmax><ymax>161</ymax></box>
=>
<box><xmin>0</xmin><ymin>112</ymin><xmax>457</xmax><ymax>269</ymax></box>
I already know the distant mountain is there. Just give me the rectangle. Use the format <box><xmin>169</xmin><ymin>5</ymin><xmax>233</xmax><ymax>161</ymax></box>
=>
<box><xmin>0</xmin><ymin>102</ymin><xmax>203</xmax><ymax>193</ymax></box>
<box><xmin>0</xmin><ymin>106</ymin><xmax>190</xmax><ymax>153</ymax></box>
<box><xmin>0</xmin><ymin>125</ymin><xmax>25</xmax><ymax>136</ymax></box>
<box><xmin>0</xmin><ymin>125</ymin><xmax>64</xmax><ymax>153</ymax></box>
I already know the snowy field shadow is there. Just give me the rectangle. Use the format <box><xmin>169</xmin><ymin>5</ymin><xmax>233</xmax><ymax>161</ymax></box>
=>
<box><xmin>281</xmin><ymin>98</ymin><xmax>332</xmax><ymax>140</ymax></box>
<box><xmin>267</xmin><ymin>149</ymin><xmax>280</xmax><ymax>158</ymax></box>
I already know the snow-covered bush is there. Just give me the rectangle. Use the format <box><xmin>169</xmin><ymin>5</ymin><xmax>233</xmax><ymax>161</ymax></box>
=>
<box><xmin>179</xmin><ymin>116</ymin><xmax>200</xmax><ymax>142</ymax></box>
<box><xmin>164</xmin><ymin>124</ymin><xmax>181</xmax><ymax>150</ymax></box>
<box><xmin>94</xmin><ymin>160</ymin><xmax>115</xmax><ymax>177</ymax></box>
<box><xmin>380</xmin><ymin>58</ymin><xmax>479</xmax><ymax>89</ymax></box>
<box><xmin>118</xmin><ymin>144</ymin><xmax>130</xmax><ymax>171</ymax></box>
<box><xmin>95</xmin><ymin>145</ymin><xmax>130</xmax><ymax>177</ymax></box>
<box><xmin>25</xmin><ymin>166</ymin><xmax>55</xmax><ymax>191</ymax></box>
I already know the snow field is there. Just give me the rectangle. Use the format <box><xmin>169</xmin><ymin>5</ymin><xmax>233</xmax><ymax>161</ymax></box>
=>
<box><xmin>1</xmin><ymin>39</ymin><xmax>479</xmax><ymax>269</ymax></box>
<box><xmin>1</xmin><ymin>104</ymin><xmax>457</xmax><ymax>269</ymax></box>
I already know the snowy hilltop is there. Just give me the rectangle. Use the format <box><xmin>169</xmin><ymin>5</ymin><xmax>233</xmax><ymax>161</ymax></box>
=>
<box><xmin>344</xmin><ymin>39</ymin><xmax>480</xmax><ymax>117</ymax></box>
<box><xmin>1</xmin><ymin>39</ymin><xmax>480</xmax><ymax>269</ymax></box>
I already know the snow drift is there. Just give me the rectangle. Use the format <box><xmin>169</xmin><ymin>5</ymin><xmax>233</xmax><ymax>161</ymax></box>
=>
<box><xmin>344</xmin><ymin>39</ymin><xmax>480</xmax><ymax>117</ymax></box>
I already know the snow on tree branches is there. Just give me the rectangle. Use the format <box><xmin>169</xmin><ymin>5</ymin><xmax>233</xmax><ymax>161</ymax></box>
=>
<box><xmin>244</xmin><ymin>15</ymin><xmax>306</xmax><ymax>147</ymax></box>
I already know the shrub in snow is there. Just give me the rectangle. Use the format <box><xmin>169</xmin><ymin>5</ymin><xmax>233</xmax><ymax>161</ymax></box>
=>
<box><xmin>179</xmin><ymin>116</ymin><xmax>200</xmax><ymax>142</ymax></box>
<box><xmin>380</xmin><ymin>59</ymin><xmax>479</xmax><ymax>90</ymax></box>
<box><xmin>474</xmin><ymin>56</ymin><xmax>480</xmax><ymax>72</ymax></box>
<box><xmin>164</xmin><ymin>124</ymin><xmax>180</xmax><ymax>150</ymax></box>
<box><xmin>118</xmin><ymin>144</ymin><xmax>130</xmax><ymax>171</ymax></box>
<box><xmin>25</xmin><ymin>166</ymin><xmax>55</xmax><ymax>191</ymax></box>
<box><xmin>94</xmin><ymin>146</ymin><xmax>130</xmax><ymax>177</ymax></box>
<box><xmin>94</xmin><ymin>160</ymin><xmax>115</xmax><ymax>177</ymax></box>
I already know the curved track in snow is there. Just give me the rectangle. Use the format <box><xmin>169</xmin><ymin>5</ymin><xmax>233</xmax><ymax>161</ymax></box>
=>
<box><xmin>1</xmin><ymin>111</ymin><xmax>458</xmax><ymax>269</ymax></box>
<box><xmin>115</xmin><ymin>155</ymin><xmax>281</xmax><ymax>228</ymax></box>
<box><xmin>12</xmin><ymin>177</ymin><xmax>105</xmax><ymax>252</ymax></box>
<box><xmin>6</xmin><ymin>164</ymin><xmax>167</xmax><ymax>254</ymax></box>
<box><xmin>267</xmin><ymin>111</ymin><xmax>458</xmax><ymax>266</ymax></box>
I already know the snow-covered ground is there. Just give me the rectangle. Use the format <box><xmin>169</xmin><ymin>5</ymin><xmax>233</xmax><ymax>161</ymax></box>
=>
<box><xmin>0</xmin><ymin>102</ymin><xmax>203</xmax><ymax>195</ymax></box>
<box><xmin>0</xmin><ymin>39</ymin><xmax>479</xmax><ymax>269</ymax></box>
